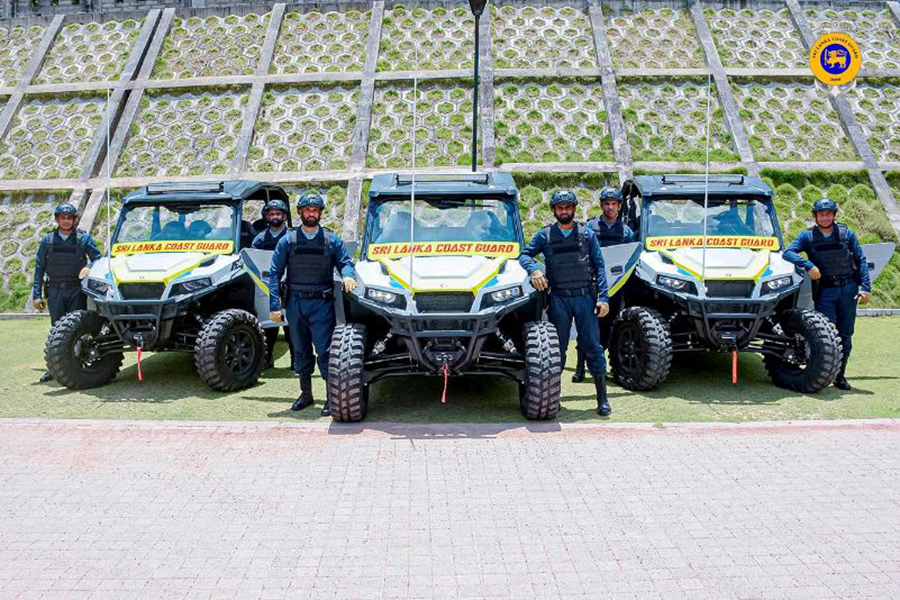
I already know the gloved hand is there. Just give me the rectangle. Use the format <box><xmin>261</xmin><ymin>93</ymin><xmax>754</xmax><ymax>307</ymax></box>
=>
<box><xmin>342</xmin><ymin>276</ymin><xmax>358</xmax><ymax>293</ymax></box>
<box><xmin>32</xmin><ymin>298</ymin><xmax>45</xmax><ymax>311</ymax></box>
<box><xmin>78</xmin><ymin>267</ymin><xmax>91</xmax><ymax>280</ymax></box>
<box><xmin>269</xmin><ymin>310</ymin><xmax>283</xmax><ymax>322</ymax></box>
<box><xmin>808</xmin><ymin>266</ymin><xmax>822</xmax><ymax>281</ymax></box>
<box><xmin>596</xmin><ymin>301</ymin><xmax>610</xmax><ymax>318</ymax></box>
<box><xmin>531</xmin><ymin>270</ymin><xmax>548</xmax><ymax>292</ymax></box>
<box><xmin>858</xmin><ymin>291</ymin><xmax>871</xmax><ymax>305</ymax></box>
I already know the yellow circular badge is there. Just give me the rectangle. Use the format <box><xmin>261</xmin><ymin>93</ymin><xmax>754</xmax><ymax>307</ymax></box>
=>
<box><xmin>809</xmin><ymin>33</ymin><xmax>861</xmax><ymax>86</ymax></box>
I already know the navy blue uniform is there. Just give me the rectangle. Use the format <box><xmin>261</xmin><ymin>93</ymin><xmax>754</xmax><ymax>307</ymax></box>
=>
<box><xmin>519</xmin><ymin>223</ymin><xmax>609</xmax><ymax>376</ymax></box>
<box><xmin>33</xmin><ymin>229</ymin><xmax>101</xmax><ymax>324</ymax></box>
<box><xmin>784</xmin><ymin>224</ymin><xmax>870</xmax><ymax>361</ymax></box>
<box><xmin>252</xmin><ymin>227</ymin><xmax>294</xmax><ymax>367</ymax></box>
<box><xmin>268</xmin><ymin>227</ymin><xmax>355</xmax><ymax>379</ymax></box>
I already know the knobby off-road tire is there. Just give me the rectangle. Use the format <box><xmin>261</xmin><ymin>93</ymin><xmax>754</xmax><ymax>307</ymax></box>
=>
<box><xmin>44</xmin><ymin>310</ymin><xmax>124</xmax><ymax>390</ymax></box>
<box><xmin>327</xmin><ymin>323</ymin><xmax>368</xmax><ymax>422</ymax></box>
<box><xmin>520</xmin><ymin>321</ymin><xmax>562</xmax><ymax>420</ymax></box>
<box><xmin>610</xmin><ymin>306</ymin><xmax>672</xmax><ymax>391</ymax></box>
<box><xmin>195</xmin><ymin>309</ymin><xmax>266</xmax><ymax>392</ymax></box>
<box><xmin>763</xmin><ymin>308</ymin><xmax>842</xmax><ymax>393</ymax></box>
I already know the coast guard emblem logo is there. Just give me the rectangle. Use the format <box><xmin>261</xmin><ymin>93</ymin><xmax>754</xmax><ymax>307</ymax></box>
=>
<box><xmin>810</xmin><ymin>33</ymin><xmax>861</xmax><ymax>87</ymax></box>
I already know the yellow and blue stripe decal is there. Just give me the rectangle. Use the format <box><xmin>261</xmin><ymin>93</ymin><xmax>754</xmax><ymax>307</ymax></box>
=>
<box><xmin>243</xmin><ymin>257</ymin><xmax>270</xmax><ymax>295</ymax></box>
<box><xmin>608</xmin><ymin>245</ymin><xmax>642</xmax><ymax>297</ymax></box>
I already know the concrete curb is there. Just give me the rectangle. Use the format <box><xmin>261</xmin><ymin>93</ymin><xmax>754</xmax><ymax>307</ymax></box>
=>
<box><xmin>0</xmin><ymin>417</ymin><xmax>897</xmax><ymax>433</ymax></box>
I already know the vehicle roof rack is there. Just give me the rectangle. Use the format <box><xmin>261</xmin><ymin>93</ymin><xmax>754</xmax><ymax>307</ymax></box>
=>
<box><xmin>394</xmin><ymin>173</ymin><xmax>490</xmax><ymax>186</ymax></box>
<box><xmin>145</xmin><ymin>181</ymin><xmax>225</xmax><ymax>194</ymax></box>
<box><xmin>661</xmin><ymin>174</ymin><xmax>745</xmax><ymax>186</ymax></box>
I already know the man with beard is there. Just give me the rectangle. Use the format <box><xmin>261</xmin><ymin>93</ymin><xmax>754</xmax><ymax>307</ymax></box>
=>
<box><xmin>32</xmin><ymin>203</ymin><xmax>101</xmax><ymax>382</ymax></box>
<box><xmin>519</xmin><ymin>190</ymin><xmax>612</xmax><ymax>416</ymax></box>
<box><xmin>267</xmin><ymin>192</ymin><xmax>357</xmax><ymax>415</ymax></box>
<box><xmin>572</xmin><ymin>186</ymin><xmax>634</xmax><ymax>382</ymax></box>
<box><xmin>252</xmin><ymin>199</ymin><xmax>295</xmax><ymax>370</ymax></box>
<box><xmin>784</xmin><ymin>197</ymin><xmax>871</xmax><ymax>390</ymax></box>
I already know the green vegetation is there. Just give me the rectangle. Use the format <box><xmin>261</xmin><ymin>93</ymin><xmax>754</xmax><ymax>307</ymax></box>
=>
<box><xmin>3</xmin><ymin>317</ymin><xmax>899</xmax><ymax>422</ymax></box>
<box><xmin>762</xmin><ymin>169</ymin><xmax>899</xmax><ymax>307</ymax></box>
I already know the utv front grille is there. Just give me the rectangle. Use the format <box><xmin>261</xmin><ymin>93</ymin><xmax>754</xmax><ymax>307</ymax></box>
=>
<box><xmin>705</xmin><ymin>280</ymin><xmax>754</xmax><ymax>298</ymax></box>
<box><xmin>414</xmin><ymin>292</ymin><xmax>474</xmax><ymax>313</ymax></box>
<box><xmin>118</xmin><ymin>282</ymin><xmax>166</xmax><ymax>300</ymax></box>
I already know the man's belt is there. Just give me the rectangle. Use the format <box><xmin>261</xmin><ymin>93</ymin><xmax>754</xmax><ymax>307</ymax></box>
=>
<box><xmin>46</xmin><ymin>280</ymin><xmax>81</xmax><ymax>289</ymax></box>
<box><xmin>820</xmin><ymin>276</ymin><xmax>854</xmax><ymax>288</ymax></box>
<box><xmin>550</xmin><ymin>286</ymin><xmax>594</xmax><ymax>298</ymax></box>
<box><xmin>290</xmin><ymin>289</ymin><xmax>333</xmax><ymax>299</ymax></box>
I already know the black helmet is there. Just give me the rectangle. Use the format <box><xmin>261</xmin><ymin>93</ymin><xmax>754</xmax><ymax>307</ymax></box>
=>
<box><xmin>812</xmin><ymin>198</ymin><xmax>839</xmax><ymax>213</ymax></box>
<box><xmin>261</xmin><ymin>199</ymin><xmax>289</xmax><ymax>219</ymax></box>
<box><xmin>600</xmin><ymin>186</ymin><xmax>623</xmax><ymax>203</ymax></box>
<box><xmin>549</xmin><ymin>189</ymin><xmax>578</xmax><ymax>207</ymax></box>
<box><xmin>53</xmin><ymin>203</ymin><xmax>77</xmax><ymax>217</ymax></box>
<box><xmin>297</xmin><ymin>192</ymin><xmax>325</xmax><ymax>210</ymax></box>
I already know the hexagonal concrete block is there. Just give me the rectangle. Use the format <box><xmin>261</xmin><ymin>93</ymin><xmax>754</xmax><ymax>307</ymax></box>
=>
<box><xmin>0</xmin><ymin>25</ymin><xmax>46</xmax><ymax>87</ymax></box>
<box><xmin>491</xmin><ymin>5</ymin><xmax>597</xmax><ymax>70</ymax></box>
<box><xmin>272</xmin><ymin>9</ymin><xmax>370</xmax><ymax>75</ymax></box>
<box><xmin>606</xmin><ymin>8</ymin><xmax>705</xmax><ymax>70</ymax></box>
<box><xmin>706</xmin><ymin>8</ymin><xmax>806</xmax><ymax>69</ymax></box>
<box><xmin>116</xmin><ymin>89</ymin><xmax>247</xmax><ymax>178</ymax></box>
<box><xmin>378</xmin><ymin>5</ymin><xmax>474</xmax><ymax>72</ymax></box>
<box><xmin>152</xmin><ymin>13</ymin><xmax>270</xmax><ymax>80</ymax></box>
<box><xmin>493</xmin><ymin>79</ymin><xmax>613</xmax><ymax>165</ymax></box>
<box><xmin>35</xmin><ymin>19</ymin><xmax>143</xmax><ymax>86</ymax></box>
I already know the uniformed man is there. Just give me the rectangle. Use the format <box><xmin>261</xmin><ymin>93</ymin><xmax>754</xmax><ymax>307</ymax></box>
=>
<box><xmin>32</xmin><ymin>203</ymin><xmax>102</xmax><ymax>382</ymax></box>
<box><xmin>783</xmin><ymin>198</ymin><xmax>871</xmax><ymax>390</ymax></box>
<box><xmin>268</xmin><ymin>192</ymin><xmax>357</xmax><ymax>415</ymax></box>
<box><xmin>251</xmin><ymin>199</ymin><xmax>294</xmax><ymax>370</ymax></box>
<box><xmin>573</xmin><ymin>186</ymin><xmax>634</xmax><ymax>382</ymax></box>
<box><xmin>519</xmin><ymin>190</ymin><xmax>612</xmax><ymax>416</ymax></box>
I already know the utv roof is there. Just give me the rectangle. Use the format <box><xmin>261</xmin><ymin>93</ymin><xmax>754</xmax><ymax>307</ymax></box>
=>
<box><xmin>369</xmin><ymin>172</ymin><xmax>518</xmax><ymax>198</ymax></box>
<box><xmin>122</xmin><ymin>180</ymin><xmax>288</xmax><ymax>204</ymax></box>
<box><xmin>628</xmin><ymin>174</ymin><xmax>773</xmax><ymax>199</ymax></box>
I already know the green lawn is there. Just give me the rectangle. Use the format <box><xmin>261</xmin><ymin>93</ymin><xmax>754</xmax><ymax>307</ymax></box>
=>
<box><xmin>3</xmin><ymin>317</ymin><xmax>899</xmax><ymax>423</ymax></box>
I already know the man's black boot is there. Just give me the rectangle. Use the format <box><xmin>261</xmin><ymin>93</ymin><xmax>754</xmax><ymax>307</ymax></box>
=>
<box><xmin>595</xmin><ymin>374</ymin><xmax>611</xmax><ymax>417</ymax></box>
<box><xmin>38</xmin><ymin>371</ymin><xmax>53</xmax><ymax>383</ymax></box>
<box><xmin>321</xmin><ymin>383</ymin><xmax>331</xmax><ymax>417</ymax></box>
<box><xmin>572</xmin><ymin>347</ymin><xmax>586</xmax><ymax>383</ymax></box>
<box><xmin>834</xmin><ymin>357</ymin><xmax>851</xmax><ymax>391</ymax></box>
<box><xmin>292</xmin><ymin>374</ymin><xmax>315</xmax><ymax>411</ymax></box>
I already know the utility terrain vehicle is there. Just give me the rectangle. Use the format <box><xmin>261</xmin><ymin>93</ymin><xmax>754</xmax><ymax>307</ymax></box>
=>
<box><xmin>45</xmin><ymin>181</ymin><xmax>292</xmax><ymax>391</ymax></box>
<box><xmin>327</xmin><ymin>173</ymin><xmax>562</xmax><ymax>422</ymax></box>
<box><xmin>611</xmin><ymin>174</ymin><xmax>845</xmax><ymax>393</ymax></box>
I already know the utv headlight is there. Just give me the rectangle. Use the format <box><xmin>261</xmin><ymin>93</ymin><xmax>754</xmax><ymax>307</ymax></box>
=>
<box><xmin>367</xmin><ymin>288</ymin><xmax>399</xmax><ymax>305</ymax></box>
<box><xmin>489</xmin><ymin>286</ymin><xmax>522</xmax><ymax>304</ymax></box>
<box><xmin>762</xmin><ymin>276</ymin><xmax>793</xmax><ymax>294</ymax></box>
<box><xmin>172</xmin><ymin>277</ymin><xmax>212</xmax><ymax>296</ymax></box>
<box><xmin>86</xmin><ymin>278</ymin><xmax>109</xmax><ymax>295</ymax></box>
<box><xmin>657</xmin><ymin>275</ymin><xmax>697</xmax><ymax>294</ymax></box>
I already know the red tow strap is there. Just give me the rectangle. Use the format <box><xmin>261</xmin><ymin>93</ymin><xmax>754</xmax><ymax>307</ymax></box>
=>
<box><xmin>732</xmin><ymin>349</ymin><xmax>738</xmax><ymax>385</ymax></box>
<box><xmin>136</xmin><ymin>345</ymin><xmax>144</xmax><ymax>382</ymax></box>
<box><xmin>441</xmin><ymin>364</ymin><xmax>449</xmax><ymax>404</ymax></box>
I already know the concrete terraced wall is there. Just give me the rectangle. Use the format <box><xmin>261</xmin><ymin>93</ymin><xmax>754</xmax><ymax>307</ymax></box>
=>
<box><xmin>0</xmin><ymin>0</ymin><xmax>899</xmax><ymax>312</ymax></box>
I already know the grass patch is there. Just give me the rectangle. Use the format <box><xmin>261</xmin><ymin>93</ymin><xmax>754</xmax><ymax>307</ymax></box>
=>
<box><xmin>3</xmin><ymin>317</ymin><xmax>899</xmax><ymax>423</ymax></box>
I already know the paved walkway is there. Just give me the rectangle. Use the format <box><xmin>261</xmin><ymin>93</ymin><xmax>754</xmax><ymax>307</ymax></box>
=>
<box><xmin>1</xmin><ymin>419</ymin><xmax>899</xmax><ymax>599</ymax></box>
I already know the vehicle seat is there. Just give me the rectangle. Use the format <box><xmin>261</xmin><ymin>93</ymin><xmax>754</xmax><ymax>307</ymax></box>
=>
<box><xmin>187</xmin><ymin>220</ymin><xmax>212</xmax><ymax>239</ymax></box>
<box><xmin>156</xmin><ymin>221</ymin><xmax>187</xmax><ymax>240</ymax></box>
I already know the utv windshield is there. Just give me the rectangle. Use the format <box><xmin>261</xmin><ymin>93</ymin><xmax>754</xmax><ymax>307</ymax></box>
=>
<box><xmin>112</xmin><ymin>203</ymin><xmax>236</xmax><ymax>254</ymax></box>
<box><xmin>367</xmin><ymin>197</ymin><xmax>520</xmax><ymax>259</ymax></box>
<box><xmin>644</xmin><ymin>197</ymin><xmax>781</xmax><ymax>251</ymax></box>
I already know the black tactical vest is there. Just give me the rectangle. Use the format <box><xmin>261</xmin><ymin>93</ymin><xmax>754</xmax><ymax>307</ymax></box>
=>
<box><xmin>45</xmin><ymin>230</ymin><xmax>86</xmax><ymax>285</ymax></box>
<box><xmin>589</xmin><ymin>217</ymin><xmax>627</xmax><ymax>247</ymax></box>
<box><xmin>807</xmin><ymin>224</ymin><xmax>856</xmax><ymax>285</ymax></box>
<box><xmin>257</xmin><ymin>227</ymin><xmax>287</xmax><ymax>251</ymax></box>
<box><xmin>542</xmin><ymin>223</ymin><xmax>594</xmax><ymax>293</ymax></box>
<box><xmin>287</xmin><ymin>228</ymin><xmax>334</xmax><ymax>294</ymax></box>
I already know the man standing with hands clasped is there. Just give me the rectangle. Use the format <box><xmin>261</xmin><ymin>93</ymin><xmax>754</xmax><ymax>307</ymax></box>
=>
<box><xmin>32</xmin><ymin>203</ymin><xmax>101</xmax><ymax>382</ymax></box>
<box><xmin>783</xmin><ymin>197</ymin><xmax>870</xmax><ymax>391</ymax></box>
<box><xmin>268</xmin><ymin>192</ymin><xmax>357</xmax><ymax>416</ymax></box>
<box><xmin>519</xmin><ymin>190</ymin><xmax>612</xmax><ymax>416</ymax></box>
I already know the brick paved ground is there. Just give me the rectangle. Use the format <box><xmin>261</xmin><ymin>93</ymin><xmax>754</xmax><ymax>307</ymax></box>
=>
<box><xmin>1</xmin><ymin>419</ymin><xmax>899</xmax><ymax>599</ymax></box>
